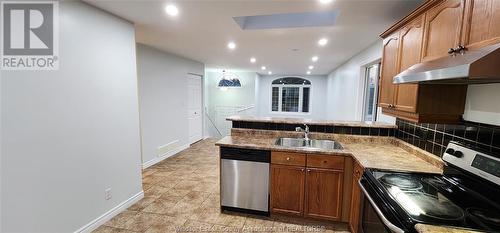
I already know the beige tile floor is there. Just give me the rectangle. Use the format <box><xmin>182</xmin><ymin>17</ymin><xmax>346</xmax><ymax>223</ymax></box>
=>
<box><xmin>94</xmin><ymin>139</ymin><xmax>350</xmax><ymax>233</ymax></box>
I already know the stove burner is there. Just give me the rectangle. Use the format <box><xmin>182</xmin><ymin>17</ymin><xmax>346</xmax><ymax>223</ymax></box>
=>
<box><xmin>379</xmin><ymin>174</ymin><xmax>423</xmax><ymax>190</ymax></box>
<box><xmin>395</xmin><ymin>192</ymin><xmax>465</xmax><ymax>221</ymax></box>
<box><xmin>422</xmin><ymin>177</ymin><xmax>451</xmax><ymax>189</ymax></box>
<box><xmin>467</xmin><ymin>208</ymin><xmax>500</xmax><ymax>227</ymax></box>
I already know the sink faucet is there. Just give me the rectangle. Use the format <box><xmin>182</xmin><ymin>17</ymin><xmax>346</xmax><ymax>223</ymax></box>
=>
<box><xmin>295</xmin><ymin>124</ymin><xmax>310</xmax><ymax>142</ymax></box>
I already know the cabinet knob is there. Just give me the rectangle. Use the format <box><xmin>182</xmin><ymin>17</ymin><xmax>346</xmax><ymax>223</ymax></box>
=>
<box><xmin>448</xmin><ymin>47</ymin><xmax>456</xmax><ymax>55</ymax></box>
<box><xmin>301</xmin><ymin>168</ymin><xmax>305</xmax><ymax>172</ymax></box>
<box><xmin>286</xmin><ymin>157</ymin><xmax>290</xmax><ymax>161</ymax></box>
<box><xmin>307</xmin><ymin>169</ymin><xmax>311</xmax><ymax>172</ymax></box>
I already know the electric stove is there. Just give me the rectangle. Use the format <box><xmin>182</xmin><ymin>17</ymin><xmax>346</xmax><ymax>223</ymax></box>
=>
<box><xmin>359</xmin><ymin>141</ymin><xmax>500</xmax><ymax>232</ymax></box>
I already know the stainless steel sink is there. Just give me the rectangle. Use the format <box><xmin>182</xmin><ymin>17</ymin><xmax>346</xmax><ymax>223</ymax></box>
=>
<box><xmin>275</xmin><ymin>138</ymin><xmax>343</xmax><ymax>150</ymax></box>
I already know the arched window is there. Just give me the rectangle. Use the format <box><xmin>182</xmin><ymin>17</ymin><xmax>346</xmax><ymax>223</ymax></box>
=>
<box><xmin>271</xmin><ymin>77</ymin><xmax>311</xmax><ymax>113</ymax></box>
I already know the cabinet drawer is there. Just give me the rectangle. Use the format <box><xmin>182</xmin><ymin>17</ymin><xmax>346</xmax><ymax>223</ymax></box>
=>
<box><xmin>271</xmin><ymin>152</ymin><xmax>306</xmax><ymax>166</ymax></box>
<box><xmin>307</xmin><ymin>154</ymin><xmax>344</xmax><ymax>170</ymax></box>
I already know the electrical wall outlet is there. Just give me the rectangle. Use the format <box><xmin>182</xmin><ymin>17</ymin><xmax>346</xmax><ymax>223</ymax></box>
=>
<box><xmin>105</xmin><ymin>188</ymin><xmax>112</xmax><ymax>200</ymax></box>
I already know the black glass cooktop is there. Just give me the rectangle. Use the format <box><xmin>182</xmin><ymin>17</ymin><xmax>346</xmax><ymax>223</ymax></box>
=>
<box><xmin>370</xmin><ymin>169</ymin><xmax>500</xmax><ymax>232</ymax></box>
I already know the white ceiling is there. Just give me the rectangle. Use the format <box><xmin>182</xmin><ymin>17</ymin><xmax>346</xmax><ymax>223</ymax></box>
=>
<box><xmin>85</xmin><ymin>0</ymin><xmax>422</xmax><ymax>75</ymax></box>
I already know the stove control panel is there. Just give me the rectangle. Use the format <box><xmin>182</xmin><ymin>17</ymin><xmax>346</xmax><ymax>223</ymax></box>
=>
<box><xmin>444</xmin><ymin>142</ymin><xmax>500</xmax><ymax>185</ymax></box>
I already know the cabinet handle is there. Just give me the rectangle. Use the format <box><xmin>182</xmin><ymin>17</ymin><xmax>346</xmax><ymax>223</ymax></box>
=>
<box><xmin>448</xmin><ymin>47</ymin><xmax>456</xmax><ymax>55</ymax></box>
<box><xmin>286</xmin><ymin>157</ymin><xmax>290</xmax><ymax>161</ymax></box>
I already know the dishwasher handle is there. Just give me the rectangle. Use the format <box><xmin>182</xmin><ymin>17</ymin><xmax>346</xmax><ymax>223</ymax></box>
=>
<box><xmin>220</xmin><ymin>147</ymin><xmax>270</xmax><ymax>163</ymax></box>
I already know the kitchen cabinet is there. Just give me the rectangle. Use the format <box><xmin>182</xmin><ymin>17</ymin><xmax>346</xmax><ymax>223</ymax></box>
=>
<box><xmin>379</xmin><ymin>31</ymin><xmax>400</xmax><ymax>109</ymax></box>
<box><xmin>394</xmin><ymin>15</ymin><xmax>424</xmax><ymax>113</ymax></box>
<box><xmin>270</xmin><ymin>164</ymin><xmax>305</xmax><ymax>216</ymax></box>
<box><xmin>421</xmin><ymin>0</ymin><xmax>466</xmax><ymax>62</ymax></box>
<box><xmin>349</xmin><ymin>161</ymin><xmax>364</xmax><ymax>233</ymax></box>
<box><xmin>462</xmin><ymin>0</ymin><xmax>500</xmax><ymax>49</ymax></box>
<box><xmin>305</xmin><ymin>168</ymin><xmax>343</xmax><ymax>221</ymax></box>
<box><xmin>378</xmin><ymin>0</ymin><xmax>473</xmax><ymax>123</ymax></box>
<box><xmin>270</xmin><ymin>152</ymin><xmax>347</xmax><ymax>221</ymax></box>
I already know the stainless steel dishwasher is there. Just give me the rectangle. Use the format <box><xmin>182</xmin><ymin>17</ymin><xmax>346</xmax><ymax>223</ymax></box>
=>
<box><xmin>220</xmin><ymin>147</ymin><xmax>270</xmax><ymax>216</ymax></box>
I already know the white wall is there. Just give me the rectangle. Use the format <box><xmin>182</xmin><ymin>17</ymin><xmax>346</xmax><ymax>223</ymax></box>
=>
<box><xmin>205</xmin><ymin>70</ymin><xmax>256</xmax><ymax>136</ymax></box>
<box><xmin>463</xmin><ymin>84</ymin><xmax>500</xmax><ymax>126</ymax></box>
<box><xmin>326</xmin><ymin>41</ymin><xmax>396</xmax><ymax>124</ymax></box>
<box><xmin>137</xmin><ymin>44</ymin><xmax>204</xmax><ymax>168</ymax></box>
<box><xmin>0</xmin><ymin>2</ymin><xmax>142</xmax><ymax>232</ymax></box>
<box><xmin>255</xmin><ymin>74</ymin><xmax>328</xmax><ymax>119</ymax></box>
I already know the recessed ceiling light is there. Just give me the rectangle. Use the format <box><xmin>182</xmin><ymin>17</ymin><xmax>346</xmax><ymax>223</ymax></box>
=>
<box><xmin>165</xmin><ymin>4</ymin><xmax>179</xmax><ymax>16</ymax></box>
<box><xmin>307</xmin><ymin>71</ymin><xmax>311</xmax><ymax>75</ymax></box>
<box><xmin>319</xmin><ymin>0</ymin><xmax>333</xmax><ymax>4</ymax></box>
<box><xmin>227</xmin><ymin>42</ymin><xmax>236</xmax><ymax>50</ymax></box>
<box><xmin>261</xmin><ymin>66</ymin><xmax>266</xmax><ymax>70</ymax></box>
<box><xmin>311</xmin><ymin>56</ymin><xmax>319</xmax><ymax>62</ymax></box>
<box><xmin>318</xmin><ymin>38</ymin><xmax>328</xmax><ymax>46</ymax></box>
<box><xmin>268</xmin><ymin>71</ymin><xmax>272</xmax><ymax>75</ymax></box>
<box><xmin>250</xmin><ymin>57</ymin><xmax>256</xmax><ymax>63</ymax></box>
<box><xmin>308</xmin><ymin>65</ymin><xmax>314</xmax><ymax>70</ymax></box>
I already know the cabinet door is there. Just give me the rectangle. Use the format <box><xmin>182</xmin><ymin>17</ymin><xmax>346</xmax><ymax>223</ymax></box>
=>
<box><xmin>349</xmin><ymin>162</ymin><xmax>363</xmax><ymax>233</ymax></box>
<box><xmin>421</xmin><ymin>0</ymin><xmax>465</xmax><ymax>62</ymax></box>
<box><xmin>378</xmin><ymin>32</ymin><xmax>400</xmax><ymax>109</ymax></box>
<box><xmin>305</xmin><ymin>168</ymin><xmax>343</xmax><ymax>221</ymax></box>
<box><xmin>462</xmin><ymin>0</ymin><xmax>500</xmax><ymax>49</ymax></box>
<box><xmin>394</xmin><ymin>16</ymin><xmax>424</xmax><ymax>113</ymax></box>
<box><xmin>270</xmin><ymin>164</ymin><xmax>305</xmax><ymax>216</ymax></box>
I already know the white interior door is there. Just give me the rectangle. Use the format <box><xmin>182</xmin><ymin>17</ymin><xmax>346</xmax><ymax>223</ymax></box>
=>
<box><xmin>187</xmin><ymin>74</ymin><xmax>203</xmax><ymax>144</ymax></box>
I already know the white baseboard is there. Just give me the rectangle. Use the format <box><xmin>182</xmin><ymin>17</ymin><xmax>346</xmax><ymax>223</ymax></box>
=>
<box><xmin>74</xmin><ymin>191</ymin><xmax>144</xmax><ymax>233</ymax></box>
<box><xmin>142</xmin><ymin>143</ymin><xmax>190</xmax><ymax>169</ymax></box>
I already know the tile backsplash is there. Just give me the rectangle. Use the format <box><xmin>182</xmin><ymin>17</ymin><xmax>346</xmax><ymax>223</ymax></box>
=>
<box><xmin>395</xmin><ymin>119</ymin><xmax>500</xmax><ymax>157</ymax></box>
<box><xmin>232</xmin><ymin>121</ymin><xmax>396</xmax><ymax>137</ymax></box>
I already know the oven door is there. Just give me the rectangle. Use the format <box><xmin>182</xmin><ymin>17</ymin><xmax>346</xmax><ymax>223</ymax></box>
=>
<box><xmin>359</xmin><ymin>178</ymin><xmax>407</xmax><ymax>233</ymax></box>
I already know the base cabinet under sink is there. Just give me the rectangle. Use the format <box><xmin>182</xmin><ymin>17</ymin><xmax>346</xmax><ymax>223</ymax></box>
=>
<box><xmin>270</xmin><ymin>151</ymin><xmax>348</xmax><ymax>221</ymax></box>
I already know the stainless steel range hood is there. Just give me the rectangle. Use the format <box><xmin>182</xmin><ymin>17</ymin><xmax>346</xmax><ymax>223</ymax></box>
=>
<box><xmin>393</xmin><ymin>43</ymin><xmax>500</xmax><ymax>84</ymax></box>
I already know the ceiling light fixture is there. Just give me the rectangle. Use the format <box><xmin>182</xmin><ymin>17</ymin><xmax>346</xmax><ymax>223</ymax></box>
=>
<box><xmin>261</xmin><ymin>66</ymin><xmax>266</xmax><ymax>70</ymax></box>
<box><xmin>268</xmin><ymin>71</ymin><xmax>272</xmax><ymax>75</ymax></box>
<box><xmin>307</xmin><ymin>71</ymin><xmax>311</xmax><ymax>75</ymax></box>
<box><xmin>319</xmin><ymin>0</ymin><xmax>333</xmax><ymax>4</ymax></box>
<box><xmin>164</xmin><ymin>4</ymin><xmax>179</xmax><ymax>16</ymax></box>
<box><xmin>250</xmin><ymin>57</ymin><xmax>256</xmax><ymax>63</ymax></box>
<box><xmin>308</xmin><ymin>65</ymin><xmax>314</xmax><ymax>70</ymax></box>
<box><xmin>227</xmin><ymin>42</ymin><xmax>236</xmax><ymax>50</ymax></box>
<box><xmin>318</xmin><ymin>38</ymin><xmax>328</xmax><ymax>46</ymax></box>
<box><xmin>311</xmin><ymin>56</ymin><xmax>319</xmax><ymax>62</ymax></box>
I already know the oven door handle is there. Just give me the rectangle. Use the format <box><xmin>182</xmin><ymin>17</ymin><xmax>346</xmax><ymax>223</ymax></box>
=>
<box><xmin>359</xmin><ymin>180</ymin><xmax>405</xmax><ymax>233</ymax></box>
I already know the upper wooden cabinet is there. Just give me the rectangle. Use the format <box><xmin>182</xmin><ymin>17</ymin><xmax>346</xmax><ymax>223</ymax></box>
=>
<box><xmin>376</xmin><ymin>0</ymin><xmax>500</xmax><ymax>123</ymax></box>
<box><xmin>394</xmin><ymin>15</ymin><xmax>425</xmax><ymax>113</ymax></box>
<box><xmin>379</xmin><ymin>32</ymin><xmax>400</xmax><ymax>109</ymax></box>
<box><xmin>421</xmin><ymin>0</ymin><xmax>466</xmax><ymax>61</ymax></box>
<box><xmin>462</xmin><ymin>0</ymin><xmax>500</xmax><ymax>49</ymax></box>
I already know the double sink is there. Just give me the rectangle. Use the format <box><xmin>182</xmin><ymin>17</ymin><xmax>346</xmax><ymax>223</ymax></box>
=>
<box><xmin>275</xmin><ymin>137</ymin><xmax>343</xmax><ymax>150</ymax></box>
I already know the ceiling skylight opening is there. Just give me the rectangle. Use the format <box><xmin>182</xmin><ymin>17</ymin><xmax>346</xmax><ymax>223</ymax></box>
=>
<box><xmin>233</xmin><ymin>11</ymin><xmax>339</xmax><ymax>30</ymax></box>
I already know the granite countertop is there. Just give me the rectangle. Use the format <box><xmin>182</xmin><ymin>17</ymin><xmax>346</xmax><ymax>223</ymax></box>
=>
<box><xmin>215</xmin><ymin>130</ymin><xmax>443</xmax><ymax>174</ymax></box>
<box><xmin>414</xmin><ymin>224</ymin><xmax>483</xmax><ymax>233</ymax></box>
<box><xmin>226</xmin><ymin>115</ymin><xmax>397</xmax><ymax>129</ymax></box>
